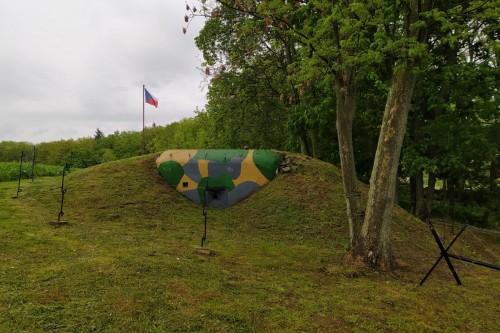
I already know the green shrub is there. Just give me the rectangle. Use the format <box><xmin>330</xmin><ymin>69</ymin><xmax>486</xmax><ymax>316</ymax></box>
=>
<box><xmin>0</xmin><ymin>162</ymin><xmax>74</xmax><ymax>182</ymax></box>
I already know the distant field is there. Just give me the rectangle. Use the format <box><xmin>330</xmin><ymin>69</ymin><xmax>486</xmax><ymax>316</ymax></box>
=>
<box><xmin>0</xmin><ymin>162</ymin><xmax>68</xmax><ymax>182</ymax></box>
<box><xmin>0</xmin><ymin>154</ymin><xmax>498</xmax><ymax>332</ymax></box>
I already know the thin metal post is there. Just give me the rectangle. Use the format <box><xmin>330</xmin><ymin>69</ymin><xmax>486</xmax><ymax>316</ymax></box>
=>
<box><xmin>201</xmin><ymin>189</ymin><xmax>208</xmax><ymax>247</ymax></box>
<box><xmin>15</xmin><ymin>150</ymin><xmax>25</xmax><ymax>198</ymax></box>
<box><xmin>48</xmin><ymin>164</ymin><xmax>69</xmax><ymax>227</ymax></box>
<box><xmin>58</xmin><ymin>164</ymin><xmax>68</xmax><ymax>222</ymax></box>
<box><xmin>447</xmin><ymin>253</ymin><xmax>500</xmax><ymax>271</ymax></box>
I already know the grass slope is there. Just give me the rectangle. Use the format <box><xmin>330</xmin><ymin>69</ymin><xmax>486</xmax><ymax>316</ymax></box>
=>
<box><xmin>0</xmin><ymin>154</ymin><xmax>498</xmax><ymax>332</ymax></box>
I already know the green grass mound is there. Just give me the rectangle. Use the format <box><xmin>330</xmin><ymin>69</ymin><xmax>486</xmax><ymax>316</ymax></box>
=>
<box><xmin>1</xmin><ymin>154</ymin><xmax>498</xmax><ymax>332</ymax></box>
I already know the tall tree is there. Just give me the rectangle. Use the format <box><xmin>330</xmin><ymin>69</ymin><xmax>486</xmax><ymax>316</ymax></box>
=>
<box><xmin>400</xmin><ymin>0</ymin><xmax>499</xmax><ymax>221</ymax></box>
<box><xmin>188</xmin><ymin>0</ymin><xmax>499</xmax><ymax>269</ymax></box>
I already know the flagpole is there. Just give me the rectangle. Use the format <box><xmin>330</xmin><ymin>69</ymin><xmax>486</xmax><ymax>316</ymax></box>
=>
<box><xmin>142</xmin><ymin>84</ymin><xmax>145</xmax><ymax>155</ymax></box>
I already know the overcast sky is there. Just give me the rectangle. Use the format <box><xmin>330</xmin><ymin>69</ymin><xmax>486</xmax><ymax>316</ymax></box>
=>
<box><xmin>0</xmin><ymin>0</ymin><xmax>207</xmax><ymax>143</ymax></box>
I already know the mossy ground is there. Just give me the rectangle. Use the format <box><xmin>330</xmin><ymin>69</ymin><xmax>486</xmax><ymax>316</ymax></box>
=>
<box><xmin>0</xmin><ymin>154</ymin><xmax>498</xmax><ymax>332</ymax></box>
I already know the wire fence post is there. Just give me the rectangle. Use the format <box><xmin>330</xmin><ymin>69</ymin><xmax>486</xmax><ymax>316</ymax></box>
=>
<box><xmin>48</xmin><ymin>163</ymin><xmax>69</xmax><ymax>227</ymax></box>
<box><xmin>13</xmin><ymin>150</ymin><xmax>26</xmax><ymax>199</ymax></box>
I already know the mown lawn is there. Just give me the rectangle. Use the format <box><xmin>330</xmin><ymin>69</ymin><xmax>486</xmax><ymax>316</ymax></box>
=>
<box><xmin>0</xmin><ymin>154</ymin><xmax>498</xmax><ymax>332</ymax></box>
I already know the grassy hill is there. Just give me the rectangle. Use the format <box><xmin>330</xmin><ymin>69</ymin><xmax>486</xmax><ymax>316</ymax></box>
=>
<box><xmin>0</xmin><ymin>153</ymin><xmax>498</xmax><ymax>332</ymax></box>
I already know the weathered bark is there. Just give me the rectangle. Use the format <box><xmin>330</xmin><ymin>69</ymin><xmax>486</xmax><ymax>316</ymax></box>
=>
<box><xmin>336</xmin><ymin>66</ymin><xmax>363</xmax><ymax>248</ymax></box>
<box><xmin>330</xmin><ymin>8</ymin><xmax>364</xmax><ymax>249</ymax></box>
<box><xmin>354</xmin><ymin>65</ymin><xmax>418</xmax><ymax>269</ymax></box>
<box><xmin>349</xmin><ymin>0</ymin><xmax>433</xmax><ymax>269</ymax></box>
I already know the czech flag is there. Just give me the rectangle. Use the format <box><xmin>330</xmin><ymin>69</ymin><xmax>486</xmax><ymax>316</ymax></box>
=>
<box><xmin>145</xmin><ymin>88</ymin><xmax>158</xmax><ymax>108</ymax></box>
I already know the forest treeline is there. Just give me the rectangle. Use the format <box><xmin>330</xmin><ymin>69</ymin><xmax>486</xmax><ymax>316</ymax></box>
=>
<box><xmin>0</xmin><ymin>120</ymin><xmax>213</xmax><ymax>169</ymax></box>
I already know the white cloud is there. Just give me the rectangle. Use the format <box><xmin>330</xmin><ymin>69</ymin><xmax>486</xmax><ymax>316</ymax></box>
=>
<box><xmin>0</xmin><ymin>0</ymin><xmax>206</xmax><ymax>143</ymax></box>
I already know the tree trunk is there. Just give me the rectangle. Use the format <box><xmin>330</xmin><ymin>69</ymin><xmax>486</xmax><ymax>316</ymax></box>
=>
<box><xmin>447</xmin><ymin>177</ymin><xmax>456</xmax><ymax>216</ymax></box>
<box><xmin>354</xmin><ymin>65</ymin><xmax>418</xmax><ymax>270</ymax></box>
<box><xmin>298</xmin><ymin>133</ymin><xmax>311</xmax><ymax>157</ymax></box>
<box><xmin>336</xmin><ymin>66</ymin><xmax>363</xmax><ymax>248</ymax></box>
<box><xmin>425</xmin><ymin>172</ymin><xmax>437</xmax><ymax>220</ymax></box>
<box><xmin>490</xmin><ymin>156</ymin><xmax>499</xmax><ymax>192</ymax></box>
<box><xmin>408</xmin><ymin>102</ymin><xmax>424</xmax><ymax>218</ymax></box>
<box><xmin>410</xmin><ymin>169</ymin><xmax>424</xmax><ymax>218</ymax></box>
<box><xmin>308</xmin><ymin>130</ymin><xmax>318</xmax><ymax>158</ymax></box>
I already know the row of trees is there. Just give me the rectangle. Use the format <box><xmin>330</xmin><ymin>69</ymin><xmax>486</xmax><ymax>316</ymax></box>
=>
<box><xmin>185</xmin><ymin>0</ymin><xmax>499</xmax><ymax>268</ymax></box>
<box><xmin>0</xmin><ymin>120</ymin><xmax>212</xmax><ymax>169</ymax></box>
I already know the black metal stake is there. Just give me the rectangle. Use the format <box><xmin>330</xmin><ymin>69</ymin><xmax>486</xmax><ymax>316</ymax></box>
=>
<box><xmin>421</xmin><ymin>220</ymin><xmax>500</xmax><ymax>286</ymax></box>
<box><xmin>49</xmin><ymin>164</ymin><xmax>69</xmax><ymax>226</ymax></box>
<box><xmin>424</xmin><ymin>220</ymin><xmax>462</xmax><ymax>285</ymax></box>
<box><xmin>446</xmin><ymin>253</ymin><xmax>500</xmax><ymax>271</ymax></box>
<box><xmin>420</xmin><ymin>224</ymin><xmax>467</xmax><ymax>286</ymax></box>
<box><xmin>14</xmin><ymin>151</ymin><xmax>25</xmax><ymax>198</ymax></box>
<box><xmin>201</xmin><ymin>194</ymin><xmax>208</xmax><ymax>247</ymax></box>
<box><xmin>58</xmin><ymin>164</ymin><xmax>68</xmax><ymax>222</ymax></box>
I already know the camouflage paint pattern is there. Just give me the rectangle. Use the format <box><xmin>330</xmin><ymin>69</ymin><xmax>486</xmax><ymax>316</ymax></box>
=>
<box><xmin>156</xmin><ymin>149</ymin><xmax>283</xmax><ymax>207</ymax></box>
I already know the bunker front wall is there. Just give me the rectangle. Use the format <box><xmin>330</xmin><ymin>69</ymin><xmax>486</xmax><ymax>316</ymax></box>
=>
<box><xmin>156</xmin><ymin>149</ymin><xmax>283</xmax><ymax>207</ymax></box>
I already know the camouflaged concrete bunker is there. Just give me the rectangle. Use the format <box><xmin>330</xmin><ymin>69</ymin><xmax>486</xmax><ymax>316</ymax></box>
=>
<box><xmin>155</xmin><ymin>149</ymin><xmax>283</xmax><ymax>208</ymax></box>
